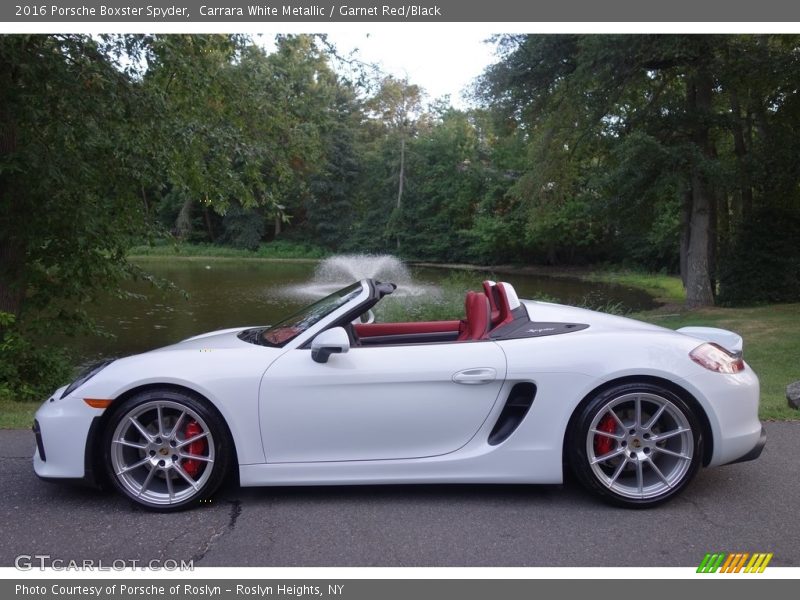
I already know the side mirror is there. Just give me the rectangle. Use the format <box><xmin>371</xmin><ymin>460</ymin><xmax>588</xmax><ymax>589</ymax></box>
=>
<box><xmin>311</xmin><ymin>327</ymin><xmax>351</xmax><ymax>364</ymax></box>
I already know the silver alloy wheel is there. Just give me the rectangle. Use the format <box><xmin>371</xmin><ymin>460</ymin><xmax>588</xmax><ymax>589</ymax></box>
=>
<box><xmin>110</xmin><ymin>400</ymin><xmax>215</xmax><ymax>506</ymax></box>
<box><xmin>586</xmin><ymin>392</ymin><xmax>694</xmax><ymax>500</ymax></box>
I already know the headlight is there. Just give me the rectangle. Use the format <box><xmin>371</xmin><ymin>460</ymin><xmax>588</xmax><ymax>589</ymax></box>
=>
<box><xmin>61</xmin><ymin>359</ymin><xmax>114</xmax><ymax>399</ymax></box>
<box><xmin>689</xmin><ymin>343</ymin><xmax>744</xmax><ymax>374</ymax></box>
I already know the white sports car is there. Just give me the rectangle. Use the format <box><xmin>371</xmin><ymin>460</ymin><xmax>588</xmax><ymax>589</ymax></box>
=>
<box><xmin>33</xmin><ymin>279</ymin><xmax>765</xmax><ymax>511</ymax></box>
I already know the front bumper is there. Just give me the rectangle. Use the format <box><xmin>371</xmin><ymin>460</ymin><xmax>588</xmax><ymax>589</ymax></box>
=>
<box><xmin>33</xmin><ymin>392</ymin><xmax>105</xmax><ymax>487</ymax></box>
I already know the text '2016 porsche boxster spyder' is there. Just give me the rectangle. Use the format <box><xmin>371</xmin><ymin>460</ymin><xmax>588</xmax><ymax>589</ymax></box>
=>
<box><xmin>33</xmin><ymin>279</ymin><xmax>765</xmax><ymax>511</ymax></box>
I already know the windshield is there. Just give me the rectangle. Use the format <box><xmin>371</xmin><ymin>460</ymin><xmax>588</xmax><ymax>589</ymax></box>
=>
<box><xmin>259</xmin><ymin>282</ymin><xmax>363</xmax><ymax>347</ymax></box>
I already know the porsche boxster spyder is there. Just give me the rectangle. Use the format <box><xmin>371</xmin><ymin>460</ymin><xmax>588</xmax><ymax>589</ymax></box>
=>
<box><xmin>33</xmin><ymin>279</ymin><xmax>765</xmax><ymax>510</ymax></box>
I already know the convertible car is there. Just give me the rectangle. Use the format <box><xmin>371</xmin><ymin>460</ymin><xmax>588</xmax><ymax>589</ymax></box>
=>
<box><xmin>33</xmin><ymin>279</ymin><xmax>765</xmax><ymax>510</ymax></box>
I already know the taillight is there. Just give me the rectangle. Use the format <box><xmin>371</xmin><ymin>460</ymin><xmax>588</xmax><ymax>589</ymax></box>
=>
<box><xmin>689</xmin><ymin>343</ymin><xmax>745</xmax><ymax>374</ymax></box>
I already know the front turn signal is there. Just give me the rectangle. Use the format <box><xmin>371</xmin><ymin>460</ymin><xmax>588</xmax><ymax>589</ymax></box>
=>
<box><xmin>83</xmin><ymin>398</ymin><xmax>113</xmax><ymax>409</ymax></box>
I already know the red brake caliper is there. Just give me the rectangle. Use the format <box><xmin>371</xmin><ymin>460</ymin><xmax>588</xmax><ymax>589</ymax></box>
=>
<box><xmin>593</xmin><ymin>414</ymin><xmax>617</xmax><ymax>457</ymax></box>
<box><xmin>182</xmin><ymin>420</ymin><xmax>207</xmax><ymax>478</ymax></box>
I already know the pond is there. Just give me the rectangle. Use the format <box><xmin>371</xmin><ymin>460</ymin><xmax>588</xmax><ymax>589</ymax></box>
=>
<box><xmin>72</xmin><ymin>255</ymin><xmax>657</xmax><ymax>362</ymax></box>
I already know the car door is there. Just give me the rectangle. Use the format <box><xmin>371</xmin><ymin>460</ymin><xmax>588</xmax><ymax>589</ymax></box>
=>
<box><xmin>259</xmin><ymin>340</ymin><xmax>507</xmax><ymax>463</ymax></box>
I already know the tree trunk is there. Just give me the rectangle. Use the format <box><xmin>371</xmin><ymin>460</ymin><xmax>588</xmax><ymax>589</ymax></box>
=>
<box><xmin>679</xmin><ymin>186</ymin><xmax>692</xmax><ymax>287</ymax></box>
<box><xmin>685</xmin><ymin>67</ymin><xmax>715</xmax><ymax>308</ymax></box>
<box><xmin>140</xmin><ymin>184</ymin><xmax>150</xmax><ymax>215</ymax></box>
<box><xmin>0</xmin><ymin>71</ymin><xmax>23</xmax><ymax>319</ymax></box>
<box><xmin>203</xmin><ymin>207</ymin><xmax>215</xmax><ymax>241</ymax></box>
<box><xmin>730</xmin><ymin>90</ymin><xmax>753</xmax><ymax>222</ymax></box>
<box><xmin>396</xmin><ymin>134</ymin><xmax>405</xmax><ymax>250</ymax></box>
<box><xmin>752</xmin><ymin>105</ymin><xmax>770</xmax><ymax>141</ymax></box>
<box><xmin>0</xmin><ymin>239</ymin><xmax>24</xmax><ymax>318</ymax></box>
<box><xmin>686</xmin><ymin>173</ymin><xmax>714</xmax><ymax>308</ymax></box>
<box><xmin>274</xmin><ymin>214</ymin><xmax>281</xmax><ymax>237</ymax></box>
<box><xmin>708</xmin><ymin>184</ymin><xmax>718</xmax><ymax>295</ymax></box>
<box><xmin>175</xmin><ymin>198</ymin><xmax>193</xmax><ymax>239</ymax></box>
<box><xmin>717</xmin><ymin>192</ymin><xmax>731</xmax><ymax>255</ymax></box>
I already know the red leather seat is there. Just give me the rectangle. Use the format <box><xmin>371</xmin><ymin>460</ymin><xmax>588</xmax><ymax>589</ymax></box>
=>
<box><xmin>493</xmin><ymin>283</ymin><xmax>512</xmax><ymax>327</ymax></box>
<box><xmin>482</xmin><ymin>280</ymin><xmax>520</xmax><ymax>329</ymax></box>
<box><xmin>457</xmin><ymin>291</ymin><xmax>491</xmax><ymax>341</ymax></box>
<box><xmin>482</xmin><ymin>280</ymin><xmax>501</xmax><ymax>325</ymax></box>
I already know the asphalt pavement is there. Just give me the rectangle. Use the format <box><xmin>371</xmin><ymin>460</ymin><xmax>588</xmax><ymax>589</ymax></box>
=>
<box><xmin>1</xmin><ymin>422</ymin><xmax>798</xmax><ymax>567</ymax></box>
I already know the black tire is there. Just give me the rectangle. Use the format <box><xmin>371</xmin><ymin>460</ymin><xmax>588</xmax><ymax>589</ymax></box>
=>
<box><xmin>102</xmin><ymin>388</ymin><xmax>233</xmax><ymax>512</ymax></box>
<box><xmin>566</xmin><ymin>382</ymin><xmax>703</xmax><ymax>508</ymax></box>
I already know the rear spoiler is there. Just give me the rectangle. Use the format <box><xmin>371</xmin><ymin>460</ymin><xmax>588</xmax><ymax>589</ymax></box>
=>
<box><xmin>677</xmin><ymin>326</ymin><xmax>743</xmax><ymax>357</ymax></box>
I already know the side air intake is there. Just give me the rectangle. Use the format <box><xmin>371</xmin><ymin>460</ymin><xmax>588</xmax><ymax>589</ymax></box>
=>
<box><xmin>488</xmin><ymin>382</ymin><xmax>537</xmax><ymax>446</ymax></box>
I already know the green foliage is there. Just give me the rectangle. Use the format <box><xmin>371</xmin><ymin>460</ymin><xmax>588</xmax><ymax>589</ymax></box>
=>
<box><xmin>396</xmin><ymin>111</ymin><xmax>485</xmax><ymax>260</ymax></box>
<box><xmin>0</xmin><ymin>313</ymin><xmax>72</xmax><ymax>402</ymax></box>
<box><xmin>1</xmin><ymin>36</ymin><xmax>151</xmax><ymax>312</ymax></box>
<box><xmin>466</xmin><ymin>214</ymin><xmax>525</xmax><ymax>264</ymax></box>
<box><xmin>574</xmin><ymin>295</ymin><xmax>628</xmax><ymax>316</ymax></box>
<box><xmin>219</xmin><ymin>205</ymin><xmax>266</xmax><ymax>251</ymax></box>
<box><xmin>128</xmin><ymin>241</ymin><xmax>329</xmax><ymax>260</ymax></box>
<box><xmin>0</xmin><ymin>35</ymin><xmax>158</xmax><ymax>400</ymax></box>
<box><xmin>306</xmin><ymin>85</ymin><xmax>362</xmax><ymax>249</ymax></box>
<box><xmin>375</xmin><ymin>294</ymin><xmax>463</xmax><ymax>323</ymax></box>
<box><xmin>718</xmin><ymin>206</ymin><xmax>800</xmax><ymax>305</ymax></box>
<box><xmin>374</xmin><ymin>271</ymin><xmax>486</xmax><ymax>322</ymax></box>
<box><xmin>477</xmin><ymin>34</ymin><xmax>800</xmax><ymax>304</ymax></box>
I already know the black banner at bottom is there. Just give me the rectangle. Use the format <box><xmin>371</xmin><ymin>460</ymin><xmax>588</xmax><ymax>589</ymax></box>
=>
<box><xmin>4</xmin><ymin>579</ymin><xmax>795</xmax><ymax>600</ymax></box>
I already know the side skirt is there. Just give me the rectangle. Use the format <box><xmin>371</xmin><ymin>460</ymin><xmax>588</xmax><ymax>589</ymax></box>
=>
<box><xmin>238</xmin><ymin>448</ymin><xmax>564</xmax><ymax>487</ymax></box>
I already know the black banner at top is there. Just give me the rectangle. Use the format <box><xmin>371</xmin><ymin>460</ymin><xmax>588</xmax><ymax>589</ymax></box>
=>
<box><xmin>3</xmin><ymin>0</ymin><xmax>800</xmax><ymax>23</ymax></box>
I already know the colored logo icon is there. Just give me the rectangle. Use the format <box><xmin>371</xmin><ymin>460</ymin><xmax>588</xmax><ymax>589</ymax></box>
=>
<box><xmin>697</xmin><ymin>552</ymin><xmax>773</xmax><ymax>573</ymax></box>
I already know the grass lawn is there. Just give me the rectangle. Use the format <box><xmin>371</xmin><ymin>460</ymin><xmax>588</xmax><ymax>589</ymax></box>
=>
<box><xmin>0</xmin><ymin>397</ymin><xmax>38</xmax><ymax>429</ymax></box>
<box><xmin>638</xmin><ymin>303</ymin><xmax>800</xmax><ymax>420</ymax></box>
<box><xmin>585</xmin><ymin>270</ymin><xmax>686</xmax><ymax>304</ymax></box>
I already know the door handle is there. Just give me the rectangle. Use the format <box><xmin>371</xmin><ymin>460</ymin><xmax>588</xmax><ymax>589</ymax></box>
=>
<box><xmin>452</xmin><ymin>368</ymin><xmax>497</xmax><ymax>385</ymax></box>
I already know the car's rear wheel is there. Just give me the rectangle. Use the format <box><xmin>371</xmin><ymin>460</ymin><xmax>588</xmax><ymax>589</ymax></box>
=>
<box><xmin>567</xmin><ymin>382</ymin><xmax>703</xmax><ymax>507</ymax></box>
<box><xmin>102</xmin><ymin>389</ymin><xmax>232</xmax><ymax>511</ymax></box>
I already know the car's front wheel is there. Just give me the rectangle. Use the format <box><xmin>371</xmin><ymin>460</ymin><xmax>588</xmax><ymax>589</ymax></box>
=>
<box><xmin>567</xmin><ymin>382</ymin><xmax>703</xmax><ymax>508</ymax></box>
<box><xmin>102</xmin><ymin>389</ymin><xmax>232</xmax><ymax>511</ymax></box>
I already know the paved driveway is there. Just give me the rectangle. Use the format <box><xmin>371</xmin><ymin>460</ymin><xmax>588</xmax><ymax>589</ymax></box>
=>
<box><xmin>1</xmin><ymin>422</ymin><xmax>798</xmax><ymax>567</ymax></box>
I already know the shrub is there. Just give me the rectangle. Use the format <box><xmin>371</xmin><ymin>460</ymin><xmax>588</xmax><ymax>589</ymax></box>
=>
<box><xmin>0</xmin><ymin>313</ymin><xmax>73</xmax><ymax>402</ymax></box>
<box><xmin>718</xmin><ymin>205</ymin><xmax>800</xmax><ymax>305</ymax></box>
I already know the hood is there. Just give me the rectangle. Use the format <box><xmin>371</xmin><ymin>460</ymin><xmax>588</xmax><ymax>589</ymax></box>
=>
<box><xmin>150</xmin><ymin>326</ymin><xmax>261</xmax><ymax>352</ymax></box>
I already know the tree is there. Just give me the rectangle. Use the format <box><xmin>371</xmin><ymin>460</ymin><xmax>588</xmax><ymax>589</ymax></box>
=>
<box><xmin>365</xmin><ymin>76</ymin><xmax>424</xmax><ymax>249</ymax></box>
<box><xmin>0</xmin><ymin>35</ymin><xmax>166</xmax><ymax>397</ymax></box>
<box><xmin>0</xmin><ymin>35</ymin><xmax>153</xmax><ymax>323</ymax></box>
<box><xmin>478</xmin><ymin>34</ymin><xmax>800</xmax><ymax>307</ymax></box>
<box><xmin>151</xmin><ymin>35</ymin><xmax>352</xmax><ymax>244</ymax></box>
<box><xmin>307</xmin><ymin>83</ymin><xmax>363</xmax><ymax>249</ymax></box>
<box><xmin>399</xmin><ymin>109</ymin><xmax>486</xmax><ymax>261</ymax></box>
